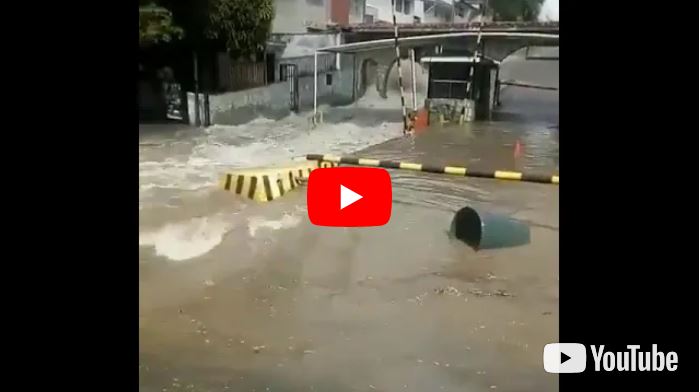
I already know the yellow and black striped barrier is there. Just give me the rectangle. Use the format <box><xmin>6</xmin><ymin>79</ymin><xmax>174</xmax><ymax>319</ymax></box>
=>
<box><xmin>306</xmin><ymin>154</ymin><xmax>559</xmax><ymax>185</ymax></box>
<box><xmin>220</xmin><ymin>160</ymin><xmax>338</xmax><ymax>202</ymax></box>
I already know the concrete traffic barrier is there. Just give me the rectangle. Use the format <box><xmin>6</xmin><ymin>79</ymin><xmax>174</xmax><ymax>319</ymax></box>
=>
<box><xmin>220</xmin><ymin>160</ymin><xmax>338</xmax><ymax>202</ymax></box>
<box><xmin>306</xmin><ymin>154</ymin><xmax>559</xmax><ymax>185</ymax></box>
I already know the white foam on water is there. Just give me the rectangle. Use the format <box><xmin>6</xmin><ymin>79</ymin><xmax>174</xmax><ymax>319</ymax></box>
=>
<box><xmin>349</xmin><ymin>60</ymin><xmax>429</xmax><ymax>110</ymax></box>
<box><xmin>280</xmin><ymin>34</ymin><xmax>336</xmax><ymax>58</ymax></box>
<box><xmin>538</xmin><ymin>0</ymin><xmax>559</xmax><ymax>21</ymax></box>
<box><xmin>139</xmin><ymin>214</ymin><xmax>234</xmax><ymax>261</ymax></box>
<box><xmin>205</xmin><ymin>118</ymin><xmax>401</xmax><ymax>160</ymax></box>
<box><xmin>139</xmin><ymin>115</ymin><xmax>401</xmax><ymax>207</ymax></box>
<box><xmin>248</xmin><ymin>213</ymin><xmax>302</xmax><ymax>238</ymax></box>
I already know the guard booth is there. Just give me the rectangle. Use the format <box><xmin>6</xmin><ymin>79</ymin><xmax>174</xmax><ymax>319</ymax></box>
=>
<box><xmin>421</xmin><ymin>56</ymin><xmax>499</xmax><ymax>124</ymax></box>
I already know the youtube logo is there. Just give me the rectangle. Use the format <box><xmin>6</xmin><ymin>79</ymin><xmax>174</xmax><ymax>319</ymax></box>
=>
<box><xmin>543</xmin><ymin>343</ymin><xmax>587</xmax><ymax>373</ymax></box>
<box><xmin>307</xmin><ymin>167</ymin><xmax>392</xmax><ymax>227</ymax></box>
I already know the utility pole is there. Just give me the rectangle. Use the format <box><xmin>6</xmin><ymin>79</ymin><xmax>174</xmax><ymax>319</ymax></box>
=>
<box><xmin>193</xmin><ymin>51</ymin><xmax>201</xmax><ymax>127</ymax></box>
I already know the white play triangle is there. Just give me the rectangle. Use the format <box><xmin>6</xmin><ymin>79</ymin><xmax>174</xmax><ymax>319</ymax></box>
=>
<box><xmin>340</xmin><ymin>185</ymin><xmax>363</xmax><ymax>210</ymax></box>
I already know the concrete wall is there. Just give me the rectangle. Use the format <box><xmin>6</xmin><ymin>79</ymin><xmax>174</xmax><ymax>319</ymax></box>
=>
<box><xmin>488</xmin><ymin>68</ymin><xmax>497</xmax><ymax>114</ymax></box>
<box><xmin>353</xmin><ymin>49</ymin><xmax>404</xmax><ymax>98</ymax></box>
<box><xmin>187</xmin><ymin>53</ymin><xmax>356</xmax><ymax>125</ymax></box>
<box><xmin>276</xmin><ymin>53</ymin><xmax>337</xmax><ymax>82</ymax></box>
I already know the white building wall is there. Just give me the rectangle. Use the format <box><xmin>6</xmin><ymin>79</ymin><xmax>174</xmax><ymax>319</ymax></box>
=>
<box><xmin>350</xmin><ymin>0</ymin><xmax>367</xmax><ymax>23</ymax></box>
<box><xmin>422</xmin><ymin>1</ymin><xmax>479</xmax><ymax>24</ymax></box>
<box><xmin>414</xmin><ymin>0</ymin><xmax>425</xmax><ymax>20</ymax></box>
<box><xmin>272</xmin><ymin>0</ymin><xmax>328</xmax><ymax>33</ymax></box>
<box><xmin>366</xmin><ymin>0</ymin><xmax>424</xmax><ymax>23</ymax></box>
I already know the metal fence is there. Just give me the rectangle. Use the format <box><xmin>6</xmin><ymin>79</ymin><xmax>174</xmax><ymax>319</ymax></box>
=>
<box><xmin>217</xmin><ymin>53</ymin><xmax>268</xmax><ymax>92</ymax></box>
<box><xmin>221</xmin><ymin>61</ymin><xmax>267</xmax><ymax>91</ymax></box>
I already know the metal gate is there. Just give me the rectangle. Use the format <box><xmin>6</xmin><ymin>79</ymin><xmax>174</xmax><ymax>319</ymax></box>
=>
<box><xmin>164</xmin><ymin>82</ymin><xmax>185</xmax><ymax>120</ymax></box>
<box><xmin>280</xmin><ymin>63</ymin><xmax>299</xmax><ymax>113</ymax></box>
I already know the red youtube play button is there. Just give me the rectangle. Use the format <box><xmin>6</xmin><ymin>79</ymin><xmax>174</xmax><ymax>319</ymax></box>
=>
<box><xmin>307</xmin><ymin>167</ymin><xmax>392</xmax><ymax>227</ymax></box>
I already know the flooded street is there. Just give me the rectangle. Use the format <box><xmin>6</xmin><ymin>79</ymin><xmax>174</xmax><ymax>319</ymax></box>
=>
<box><xmin>139</xmin><ymin>53</ymin><xmax>559</xmax><ymax>392</ymax></box>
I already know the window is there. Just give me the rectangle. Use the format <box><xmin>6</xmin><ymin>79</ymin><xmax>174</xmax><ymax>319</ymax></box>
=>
<box><xmin>326</xmin><ymin>73</ymin><xmax>333</xmax><ymax>86</ymax></box>
<box><xmin>428</xmin><ymin>63</ymin><xmax>471</xmax><ymax>100</ymax></box>
<box><xmin>395</xmin><ymin>0</ymin><xmax>413</xmax><ymax>15</ymax></box>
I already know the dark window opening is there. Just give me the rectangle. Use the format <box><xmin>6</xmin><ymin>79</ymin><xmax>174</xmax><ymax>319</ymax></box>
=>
<box><xmin>326</xmin><ymin>73</ymin><xmax>333</xmax><ymax>86</ymax></box>
<box><xmin>395</xmin><ymin>0</ymin><xmax>412</xmax><ymax>15</ymax></box>
<box><xmin>427</xmin><ymin>63</ymin><xmax>472</xmax><ymax>100</ymax></box>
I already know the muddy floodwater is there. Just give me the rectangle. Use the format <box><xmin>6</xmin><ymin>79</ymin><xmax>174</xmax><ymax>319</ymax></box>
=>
<box><xmin>139</xmin><ymin>52</ymin><xmax>559</xmax><ymax>392</ymax></box>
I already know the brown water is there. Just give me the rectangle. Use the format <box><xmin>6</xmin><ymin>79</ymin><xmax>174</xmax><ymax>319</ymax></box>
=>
<box><xmin>139</xmin><ymin>54</ymin><xmax>559</xmax><ymax>392</ymax></box>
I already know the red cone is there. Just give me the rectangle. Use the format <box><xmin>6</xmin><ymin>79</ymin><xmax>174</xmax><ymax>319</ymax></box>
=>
<box><xmin>514</xmin><ymin>140</ymin><xmax>523</xmax><ymax>158</ymax></box>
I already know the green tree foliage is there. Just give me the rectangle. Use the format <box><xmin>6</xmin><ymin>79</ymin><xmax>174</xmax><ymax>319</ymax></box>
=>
<box><xmin>205</xmin><ymin>0</ymin><xmax>274</xmax><ymax>56</ymax></box>
<box><xmin>139</xmin><ymin>3</ymin><xmax>184</xmax><ymax>47</ymax></box>
<box><xmin>143</xmin><ymin>0</ymin><xmax>274</xmax><ymax>56</ymax></box>
<box><xmin>490</xmin><ymin>0</ymin><xmax>543</xmax><ymax>21</ymax></box>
